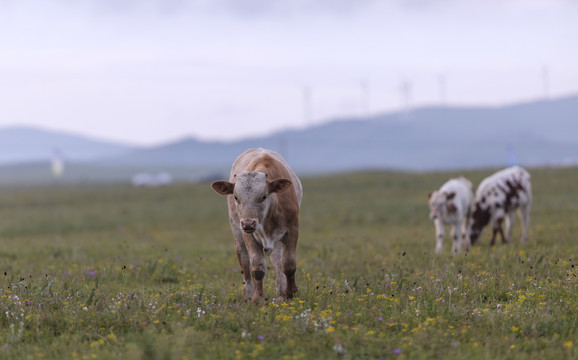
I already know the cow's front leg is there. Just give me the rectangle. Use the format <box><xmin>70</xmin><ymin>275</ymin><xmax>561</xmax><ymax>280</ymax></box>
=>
<box><xmin>232</xmin><ymin>227</ymin><xmax>253</xmax><ymax>301</ymax></box>
<box><xmin>461</xmin><ymin>217</ymin><xmax>471</xmax><ymax>252</ymax></box>
<box><xmin>451</xmin><ymin>223</ymin><xmax>461</xmax><ymax>255</ymax></box>
<box><xmin>243</xmin><ymin>234</ymin><xmax>267</xmax><ymax>304</ymax></box>
<box><xmin>282</xmin><ymin>228</ymin><xmax>299</xmax><ymax>299</ymax></box>
<box><xmin>491</xmin><ymin>218</ymin><xmax>505</xmax><ymax>246</ymax></box>
<box><xmin>269</xmin><ymin>243</ymin><xmax>287</xmax><ymax>300</ymax></box>
<box><xmin>434</xmin><ymin>219</ymin><xmax>444</xmax><ymax>254</ymax></box>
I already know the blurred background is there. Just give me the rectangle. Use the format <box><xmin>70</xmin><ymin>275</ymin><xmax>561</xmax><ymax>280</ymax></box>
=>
<box><xmin>0</xmin><ymin>0</ymin><xmax>577</xmax><ymax>185</ymax></box>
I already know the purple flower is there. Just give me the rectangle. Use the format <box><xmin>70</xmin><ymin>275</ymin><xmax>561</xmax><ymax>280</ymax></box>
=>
<box><xmin>258</xmin><ymin>336</ymin><xmax>264</xmax><ymax>340</ymax></box>
<box><xmin>393</xmin><ymin>349</ymin><xmax>402</xmax><ymax>354</ymax></box>
<box><xmin>378</xmin><ymin>317</ymin><xmax>384</xmax><ymax>321</ymax></box>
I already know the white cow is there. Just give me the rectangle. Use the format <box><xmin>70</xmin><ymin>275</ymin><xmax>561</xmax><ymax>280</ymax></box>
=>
<box><xmin>469</xmin><ymin>166</ymin><xmax>531</xmax><ymax>246</ymax></box>
<box><xmin>428</xmin><ymin>176</ymin><xmax>474</xmax><ymax>254</ymax></box>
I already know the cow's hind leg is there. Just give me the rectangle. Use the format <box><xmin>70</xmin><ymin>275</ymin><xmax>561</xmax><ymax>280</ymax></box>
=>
<box><xmin>519</xmin><ymin>205</ymin><xmax>530</xmax><ymax>244</ymax></box>
<box><xmin>282</xmin><ymin>229</ymin><xmax>299</xmax><ymax>299</ymax></box>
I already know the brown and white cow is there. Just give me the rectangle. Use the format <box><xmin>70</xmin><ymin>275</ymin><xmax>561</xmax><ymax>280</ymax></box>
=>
<box><xmin>469</xmin><ymin>166</ymin><xmax>532</xmax><ymax>246</ymax></box>
<box><xmin>211</xmin><ymin>148</ymin><xmax>302</xmax><ymax>303</ymax></box>
<box><xmin>428</xmin><ymin>176</ymin><xmax>474</xmax><ymax>254</ymax></box>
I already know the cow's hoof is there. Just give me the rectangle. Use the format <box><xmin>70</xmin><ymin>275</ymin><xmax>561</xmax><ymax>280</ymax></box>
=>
<box><xmin>286</xmin><ymin>287</ymin><xmax>299</xmax><ymax>299</ymax></box>
<box><xmin>251</xmin><ymin>295</ymin><xmax>264</xmax><ymax>304</ymax></box>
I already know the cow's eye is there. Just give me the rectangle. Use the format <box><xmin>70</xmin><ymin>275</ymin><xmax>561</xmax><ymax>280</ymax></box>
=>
<box><xmin>260</xmin><ymin>195</ymin><xmax>267</xmax><ymax>202</ymax></box>
<box><xmin>234</xmin><ymin>196</ymin><xmax>239</xmax><ymax>203</ymax></box>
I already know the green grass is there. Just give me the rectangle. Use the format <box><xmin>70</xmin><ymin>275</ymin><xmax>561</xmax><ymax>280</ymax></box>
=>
<box><xmin>0</xmin><ymin>167</ymin><xmax>576</xmax><ymax>359</ymax></box>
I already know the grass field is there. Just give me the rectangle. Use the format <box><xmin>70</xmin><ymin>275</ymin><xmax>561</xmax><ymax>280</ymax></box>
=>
<box><xmin>0</xmin><ymin>167</ymin><xmax>576</xmax><ymax>359</ymax></box>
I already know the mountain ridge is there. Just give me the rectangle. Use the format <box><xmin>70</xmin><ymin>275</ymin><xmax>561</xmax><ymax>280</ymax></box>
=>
<box><xmin>1</xmin><ymin>94</ymin><xmax>577</xmax><ymax>178</ymax></box>
<box><xmin>0</xmin><ymin>125</ymin><xmax>137</xmax><ymax>164</ymax></box>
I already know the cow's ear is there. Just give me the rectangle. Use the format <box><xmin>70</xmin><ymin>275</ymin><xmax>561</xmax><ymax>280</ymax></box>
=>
<box><xmin>212</xmin><ymin>181</ymin><xmax>234</xmax><ymax>196</ymax></box>
<box><xmin>445</xmin><ymin>191</ymin><xmax>456</xmax><ymax>200</ymax></box>
<box><xmin>428</xmin><ymin>192</ymin><xmax>432</xmax><ymax>199</ymax></box>
<box><xmin>268</xmin><ymin>178</ymin><xmax>292</xmax><ymax>194</ymax></box>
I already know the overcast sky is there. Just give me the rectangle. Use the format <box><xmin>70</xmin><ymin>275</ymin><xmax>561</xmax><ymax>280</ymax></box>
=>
<box><xmin>1</xmin><ymin>0</ymin><xmax>577</xmax><ymax>145</ymax></box>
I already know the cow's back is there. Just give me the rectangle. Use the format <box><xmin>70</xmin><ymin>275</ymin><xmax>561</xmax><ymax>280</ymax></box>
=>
<box><xmin>476</xmin><ymin>166</ymin><xmax>531</xmax><ymax>205</ymax></box>
<box><xmin>440</xmin><ymin>177</ymin><xmax>472</xmax><ymax>196</ymax></box>
<box><xmin>437</xmin><ymin>177</ymin><xmax>473</xmax><ymax>219</ymax></box>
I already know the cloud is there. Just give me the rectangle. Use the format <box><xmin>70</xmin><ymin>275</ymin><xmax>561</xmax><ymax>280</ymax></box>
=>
<box><xmin>3</xmin><ymin>0</ymin><xmax>575</xmax><ymax>22</ymax></box>
<box><xmin>0</xmin><ymin>0</ymin><xmax>576</xmax><ymax>144</ymax></box>
<box><xmin>0</xmin><ymin>0</ymin><xmax>422</xmax><ymax>19</ymax></box>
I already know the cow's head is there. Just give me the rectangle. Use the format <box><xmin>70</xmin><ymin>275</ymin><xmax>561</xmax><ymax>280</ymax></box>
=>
<box><xmin>428</xmin><ymin>191</ymin><xmax>456</xmax><ymax>222</ymax></box>
<box><xmin>212</xmin><ymin>171</ymin><xmax>292</xmax><ymax>234</ymax></box>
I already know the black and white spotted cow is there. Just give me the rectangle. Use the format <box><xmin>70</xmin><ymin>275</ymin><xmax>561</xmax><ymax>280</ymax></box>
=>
<box><xmin>469</xmin><ymin>166</ymin><xmax>532</xmax><ymax>246</ymax></box>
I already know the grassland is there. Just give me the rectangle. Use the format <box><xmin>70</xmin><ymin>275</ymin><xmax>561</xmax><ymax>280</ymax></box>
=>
<box><xmin>0</xmin><ymin>167</ymin><xmax>576</xmax><ymax>359</ymax></box>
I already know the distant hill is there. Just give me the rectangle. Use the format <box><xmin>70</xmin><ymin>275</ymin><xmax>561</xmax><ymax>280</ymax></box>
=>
<box><xmin>0</xmin><ymin>126</ymin><xmax>136</xmax><ymax>164</ymax></box>
<box><xmin>0</xmin><ymin>95</ymin><xmax>576</xmax><ymax>185</ymax></box>
<box><xmin>103</xmin><ymin>94</ymin><xmax>578</xmax><ymax>173</ymax></box>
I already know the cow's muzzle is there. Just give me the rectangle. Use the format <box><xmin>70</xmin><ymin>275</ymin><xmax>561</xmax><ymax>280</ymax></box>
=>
<box><xmin>240</xmin><ymin>219</ymin><xmax>257</xmax><ymax>234</ymax></box>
